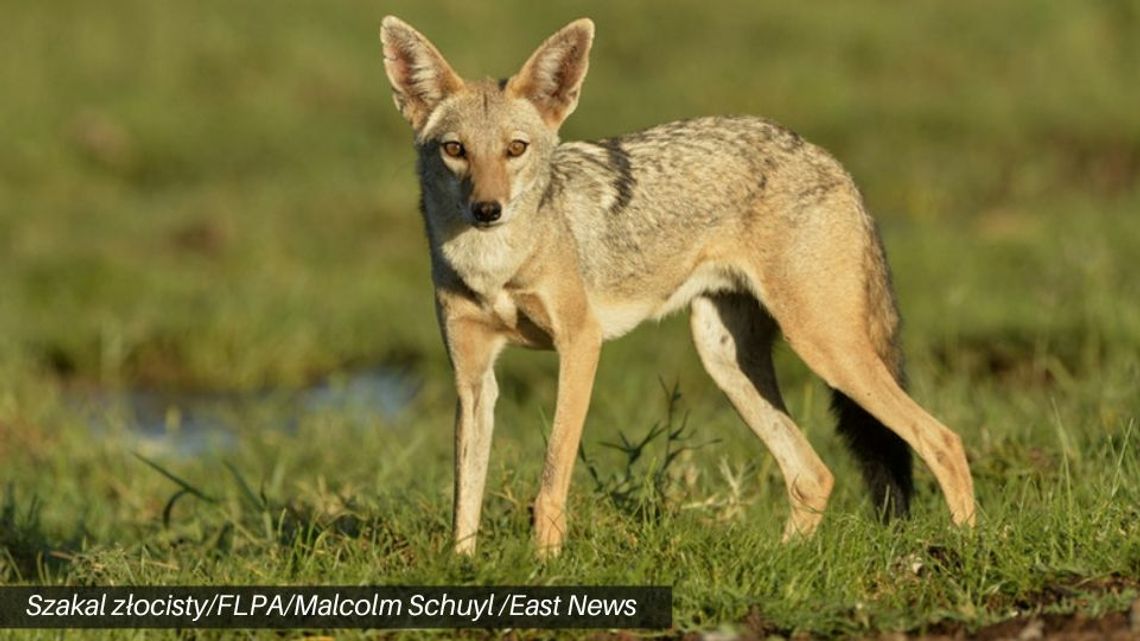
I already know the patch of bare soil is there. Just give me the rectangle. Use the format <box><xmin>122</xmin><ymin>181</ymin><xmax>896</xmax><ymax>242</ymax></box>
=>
<box><xmin>873</xmin><ymin>603</ymin><xmax>1140</xmax><ymax>640</ymax></box>
<box><xmin>669</xmin><ymin>597</ymin><xmax>1140</xmax><ymax>641</ymax></box>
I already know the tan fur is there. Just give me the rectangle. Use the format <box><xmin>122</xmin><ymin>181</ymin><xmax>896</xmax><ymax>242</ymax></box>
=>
<box><xmin>379</xmin><ymin>16</ymin><xmax>976</xmax><ymax>557</ymax></box>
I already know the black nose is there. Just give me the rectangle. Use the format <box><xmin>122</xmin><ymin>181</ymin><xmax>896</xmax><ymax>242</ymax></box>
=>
<box><xmin>470</xmin><ymin>201</ymin><xmax>502</xmax><ymax>224</ymax></box>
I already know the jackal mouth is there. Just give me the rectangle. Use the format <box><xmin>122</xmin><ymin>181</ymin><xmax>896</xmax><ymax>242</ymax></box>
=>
<box><xmin>471</xmin><ymin>219</ymin><xmax>504</xmax><ymax>231</ymax></box>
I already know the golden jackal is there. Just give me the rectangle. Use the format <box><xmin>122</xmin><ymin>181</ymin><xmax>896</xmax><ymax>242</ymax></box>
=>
<box><xmin>379</xmin><ymin>16</ymin><xmax>976</xmax><ymax>556</ymax></box>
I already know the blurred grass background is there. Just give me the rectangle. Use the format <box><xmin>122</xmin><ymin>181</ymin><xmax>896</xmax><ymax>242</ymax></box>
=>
<box><xmin>1</xmin><ymin>0</ymin><xmax>1139</xmax><ymax>637</ymax></box>
<box><xmin>2</xmin><ymin>0</ymin><xmax>1137</xmax><ymax>389</ymax></box>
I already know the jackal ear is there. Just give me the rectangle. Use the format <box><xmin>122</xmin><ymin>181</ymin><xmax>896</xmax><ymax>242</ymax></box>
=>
<box><xmin>507</xmin><ymin>18</ymin><xmax>594</xmax><ymax>129</ymax></box>
<box><xmin>380</xmin><ymin>16</ymin><xmax>464</xmax><ymax>131</ymax></box>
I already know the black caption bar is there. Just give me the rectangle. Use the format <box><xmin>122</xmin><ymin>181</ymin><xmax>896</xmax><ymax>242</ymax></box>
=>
<box><xmin>0</xmin><ymin>586</ymin><xmax>672</xmax><ymax>629</ymax></box>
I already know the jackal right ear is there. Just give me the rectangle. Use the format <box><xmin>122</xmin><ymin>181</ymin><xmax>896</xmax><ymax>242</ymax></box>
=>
<box><xmin>507</xmin><ymin>18</ymin><xmax>595</xmax><ymax>129</ymax></box>
<box><xmin>380</xmin><ymin>16</ymin><xmax>464</xmax><ymax>131</ymax></box>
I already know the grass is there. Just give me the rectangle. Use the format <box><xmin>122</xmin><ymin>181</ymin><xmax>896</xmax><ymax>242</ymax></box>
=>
<box><xmin>1</xmin><ymin>0</ymin><xmax>1139</xmax><ymax>638</ymax></box>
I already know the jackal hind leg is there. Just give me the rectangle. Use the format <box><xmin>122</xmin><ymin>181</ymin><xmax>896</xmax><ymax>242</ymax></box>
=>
<box><xmin>690</xmin><ymin>293</ymin><xmax>834</xmax><ymax>540</ymax></box>
<box><xmin>755</xmin><ymin>240</ymin><xmax>976</xmax><ymax>527</ymax></box>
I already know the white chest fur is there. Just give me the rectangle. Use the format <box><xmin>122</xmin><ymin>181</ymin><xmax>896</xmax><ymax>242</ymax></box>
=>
<box><xmin>437</xmin><ymin>225</ymin><xmax>530</xmax><ymax>298</ymax></box>
<box><xmin>488</xmin><ymin>289</ymin><xmax>520</xmax><ymax>329</ymax></box>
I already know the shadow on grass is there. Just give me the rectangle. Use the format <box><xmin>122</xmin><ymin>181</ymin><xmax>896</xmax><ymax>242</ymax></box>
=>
<box><xmin>0</xmin><ymin>485</ymin><xmax>85</xmax><ymax>582</ymax></box>
<box><xmin>930</xmin><ymin>326</ymin><xmax>1111</xmax><ymax>389</ymax></box>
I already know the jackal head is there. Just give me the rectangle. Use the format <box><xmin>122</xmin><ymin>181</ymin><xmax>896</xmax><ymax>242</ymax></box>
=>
<box><xmin>380</xmin><ymin>16</ymin><xmax>593</xmax><ymax>230</ymax></box>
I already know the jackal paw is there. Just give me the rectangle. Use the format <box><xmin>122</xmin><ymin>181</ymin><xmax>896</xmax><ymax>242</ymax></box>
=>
<box><xmin>532</xmin><ymin>496</ymin><xmax>566</xmax><ymax>559</ymax></box>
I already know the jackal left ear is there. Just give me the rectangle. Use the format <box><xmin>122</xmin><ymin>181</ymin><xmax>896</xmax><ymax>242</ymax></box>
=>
<box><xmin>507</xmin><ymin>18</ymin><xmax>594</xmax><ymax>129</ymax></box>
<box><xmin>380</xmin><ymin>16</ymin><xmax>464</xmax><ymax>131</ymax></box>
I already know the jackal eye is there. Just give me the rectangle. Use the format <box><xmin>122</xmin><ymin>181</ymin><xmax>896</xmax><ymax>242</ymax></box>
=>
<box><xmin>506</xmin><ymin>140</ymin><xmax>529</xmax><ymax>158</ymax></box>
<box><xmin>441</xmin><ymin>141</ymin><xmax>465</xmax><ymax>159</ymax></box>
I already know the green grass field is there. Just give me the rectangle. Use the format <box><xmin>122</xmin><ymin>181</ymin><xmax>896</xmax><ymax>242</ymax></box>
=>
<box><xmin>2</xmin><ymin>1</ymin><xmax>1139</xmax><ymax>638</ymax></box>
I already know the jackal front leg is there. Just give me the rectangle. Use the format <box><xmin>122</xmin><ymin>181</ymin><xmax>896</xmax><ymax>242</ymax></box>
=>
<box><xmin>443</xmin><ymin>315</ymin><xmax>505</xmax><ymax>555</ymax></box>
<box><xmin>533</xmin><ymin>324</ymin><xmax>602</xmax><ymax>558</ymax></box>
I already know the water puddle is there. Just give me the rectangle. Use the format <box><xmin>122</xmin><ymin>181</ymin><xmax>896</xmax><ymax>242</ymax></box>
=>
<box><xmin>69</xmin><ymin>367</ymin><xmax>417</xmax><ymax>457</ymax></box>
